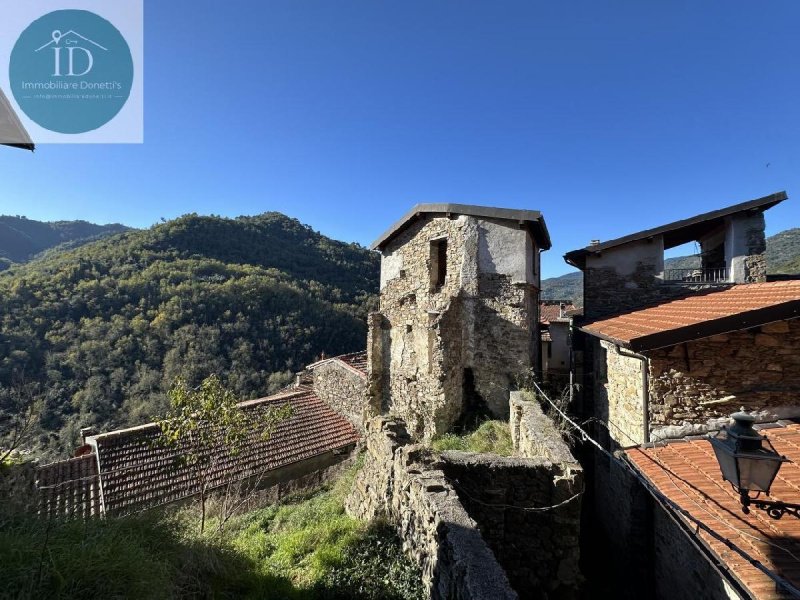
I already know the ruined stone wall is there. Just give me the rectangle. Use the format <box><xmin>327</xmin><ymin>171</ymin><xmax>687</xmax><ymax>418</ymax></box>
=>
<box><xmin>346</xmin><ymin>417</ymin><xmax>518</xmax><ymax>600</ymax></box>
<box><xmin>648</xmin><ymin>318</ymin><xmax>800</xmax><ymax>440</ymax></box>
<box><xmin>372</xmin><ymin>214</ymin><xmax>538</xmax><ymax>440</ymax></box>
<box><xmin>509</xmin><ymin>391</ymin><xmax>576</xmax><ymax>463</ymax></box>
<box><xmin>593</xmin><ymin>339</ymin><xmax>646</xmax><ymax>447</ymax></box>
<box><xmin>310</xmin><ymin>361</ymin><xmax>366</xmax><ymax>431</ymax></box>
<box><xmin>373</xmin><ymin>215</ymin><xmax>469</xmax><ymax>440</ymax></box>
<box><xmin>440</xmin><ymin>452</ymin><xmax>582</xmax><ymax>600</ymax></box>
<box><xmin>471</xmin><ymin>273</ymin><xmax>537</xmax><ymax>418</ymax></box>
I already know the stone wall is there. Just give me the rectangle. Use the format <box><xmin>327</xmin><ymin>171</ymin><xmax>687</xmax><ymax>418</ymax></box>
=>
<box><xmin>347</xmin><ymin>416</ymin><xmax>518</xmax><ymax>600</ymax></box>
<box><xmin>592</xmin><ymin>339</ymin><xmax>647</xmax><ymax>446</ymax></box>
<box><xmin>440</xmin><ymin>451</ymin><xmax>582</xmax><ymax>600</ymax></box>
<box><xmin>310</xmin><ymin>360</ymin><xmax>367</xmax><ymax>432</ymax></box>
<box><xmin>651</xmin><ymin>502</ymin><xmax>744</xmax><ymax>600</ymax></box>
<box><xmin>371</xmin><ymin>213</ymin><xmax>539</xmax><ymax>440</ymax></box>
<box><xmin>648</xmin><ymin>318</ymin><xmax>800</xmax><ymax>440</ymax></box>
<box><xmin>585</xmin><ymin>451</ymin><xmax>743</xmax><ymax>599</ymax></box>
<box><xmin>509</xmin><ymin>391</ymin><xmax>576</xmax><ymax>464</ymax></box>
<box><xmin>583</xmin><ymin>263</ymin><xmax>727</xmax><ymax>320</ymax></box>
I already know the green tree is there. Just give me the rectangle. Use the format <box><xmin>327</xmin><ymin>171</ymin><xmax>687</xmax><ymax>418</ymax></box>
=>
<box><xmin>158</xmin><ymin>375</ymin><xmax>292</xmax><ymax>533</ymax></box>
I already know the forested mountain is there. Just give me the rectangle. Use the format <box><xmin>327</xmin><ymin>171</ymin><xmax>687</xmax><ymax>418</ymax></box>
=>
<box><xmin>0</xmin><ymin>216</ymin><xmax>129</xmax><ymax>267</ymax></box>
<box><xmin>0</xmin><ymin>213</ymin><xmax>379</xmax><ymax>458</ymax></box>
<box><xmin>541</xmin><ymin>228</ymin><xmax>800</xmax><ymax>305</ymax></box>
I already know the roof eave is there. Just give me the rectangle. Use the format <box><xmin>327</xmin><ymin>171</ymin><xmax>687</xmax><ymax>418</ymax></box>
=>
<box><xmin>371</xmin><ymin>203</ymin><xmax>551</xmax><ymax>251</ymax></box>
<box><xmin>563</xmin><ymin>191</ymin><xmax>788</xmax><ymax>269</ymax></box>
<box><xmin>581</xmin><ymin>300</ymin><xmax>800</xmax><ymax>353</ymax></box>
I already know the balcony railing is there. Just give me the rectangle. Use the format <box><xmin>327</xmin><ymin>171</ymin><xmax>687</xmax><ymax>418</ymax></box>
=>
<box><xmin>664</xmin><ymin>267</ymin><xmax>729</xmax><ymax>283</ymax></box>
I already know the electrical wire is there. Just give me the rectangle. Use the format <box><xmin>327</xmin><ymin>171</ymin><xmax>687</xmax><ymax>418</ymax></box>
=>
<box><xmin>585</xmin><ymin>416</ymin><xmax>800</xmax><ymax>564</ymax></box>
<box><xmin>452</xmin><ymin>478</ymin><xmax>583</xmax><ymax>513</ymax></box>
<box><xmin>530</xmin><ymin>380</ymin><xmax>800</xmax><ymax>599</ymax></box>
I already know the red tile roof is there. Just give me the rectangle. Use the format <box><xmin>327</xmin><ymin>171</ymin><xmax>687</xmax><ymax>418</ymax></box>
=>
<box><xmin>307</xmin><ymin>351</ymin><xmax>368</xmax><ymax>378</ymax></box>
<box><xmin>580</xmin><ymin>281</ymin><xmax>800</xmax><ymax>351</ymax></box>
<box><xmin>540</xmin><ymin>303</ymin><xmax>576</xmax><ymax>324</ymax></box>
<box><xmin>628</xmin><ymin>424</ymin><xmax>800</xmax><ymax>599</ymax></box>
<box><xmin>337</xmin><ymin>351</ymin><xmax>368</xmax><ymax>375</ymax></box>
<box><xmin>89</xmin><ymin>386</ymin><xmax>359</xmax><ymax>514</ymax></box>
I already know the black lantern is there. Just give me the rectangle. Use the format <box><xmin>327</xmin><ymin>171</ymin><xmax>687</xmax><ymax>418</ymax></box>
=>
<box><xmin>709</xmin><ymin>412</ymin><xmax>798</xmax><ymax>519</ymax></box>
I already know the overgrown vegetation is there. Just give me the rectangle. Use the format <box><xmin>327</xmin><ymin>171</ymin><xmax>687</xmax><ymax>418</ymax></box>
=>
<box><xmin>0</xmin><ymin>212</ymin><xmax>379</xmax><ymax>458</ymax></box>
<box><xmin>432</xmin><ymin>420</ymin><xmax>514</xmax><ymax>456</ymax></box>
<box><xmin>158</xmin><ymin>375</ymin><xmax>293</xmax><ymax>533</ymax></box>
<box><xmin>0</xmin><ymin>467</ymin><xmax>424</xmax><ymax>600</ymax></box>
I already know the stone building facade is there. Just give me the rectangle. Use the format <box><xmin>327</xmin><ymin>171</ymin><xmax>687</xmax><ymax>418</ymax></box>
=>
<box><xmin>586</xmin><ymin>312</ymin><xmax>800</xmax><ymax>446</ymax></box>
<box><xmin>368</xmin><ymin>204</ymin><xmax>551</xmax><ymax>440</ymax></box>
<box><xmin>566</xmin><ymin>193</ymin><xmax>800</xmax><ymax>598</ymax></box>
<box><xmin>306</xmin><ymin>352</ymin><xmax>368</xmax><ymax>432</ymax></box>
<box><xmin>647</xmin><ymin>318</ymin><xmax>800</xmax><ymax>439</ymax></box>
<box><xmin>565</xmin><ymin>192</ymin><xmax>785</xmax><ymax>320</ymax></box>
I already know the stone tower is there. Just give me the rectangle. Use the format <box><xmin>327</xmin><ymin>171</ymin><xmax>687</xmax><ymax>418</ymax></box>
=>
<box><xmin>366</xmin><ymin>204</ymin><xmax>551</xmax><ymax>441</ymax></box>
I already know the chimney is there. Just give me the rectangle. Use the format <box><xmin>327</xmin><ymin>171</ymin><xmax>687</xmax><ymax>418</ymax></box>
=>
<box><xmin>590</xmin><ymin>240</ymin><xmax>600</xmax><ymax>247</ymax></box>
<box><xmin>80</xmin><ymin>426</ymin><xmax>97</xmax><ymax>444</ymax></box>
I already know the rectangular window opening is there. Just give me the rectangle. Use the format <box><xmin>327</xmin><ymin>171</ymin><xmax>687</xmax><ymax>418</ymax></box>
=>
<box><xmin>430</xmin><ymin>238</ymin><xmax>447</xmax><ymax>289</ymax></box>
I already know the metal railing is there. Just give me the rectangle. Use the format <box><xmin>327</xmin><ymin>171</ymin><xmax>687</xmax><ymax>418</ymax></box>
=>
<box><xmin>663</xmin><ymin>267</ymin><xmax>729</xmax><ymax>283</ymax></box>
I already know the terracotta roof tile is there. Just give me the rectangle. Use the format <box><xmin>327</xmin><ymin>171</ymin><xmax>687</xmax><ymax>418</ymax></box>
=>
<box><xmin>540</xmin><ymin>303</ymin><xmax>576</xmax><ymax>324</ymax></box>
<box><xmin>307</xmin><ymin>351</ymin><xmax>368</xmax><ymax>378</ymax></box>
<box><xmin>628</xmin><ymin>424</ymin><xmax>800</xmax><ymax>599</ymax></box>
<box><xmin>580</xmin><ymin>281</ymin><xmax>800</xmax><ymax>351</ymax></box>
<box><xmin>337</xmin><ymin>351</ymin><xmax>368</xmax><ymax>375</ymax></box>
<box><xmin>90</xmin><ymin>386</ymin><xmax>359</xmax><ymax>514</ymax></box>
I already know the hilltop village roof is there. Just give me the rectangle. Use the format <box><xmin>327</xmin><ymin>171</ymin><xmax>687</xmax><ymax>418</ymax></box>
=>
<box><xmin>540</xmin><ymin>303</ymin><xmax>577</xmax><ymax>324</ymax></box>
<box><xmin>371</xmin><ymin>203</ymin><xmax>552</xmax><ymax>251</ymax></box>
<box><xmin>628</xmin><ymin>423</ymin><xmax>800</xmax><ymax>599</ymax></box>
<box><xmin>578</xmin><ymin>280</ymin><xmax>800</xmax><ymax>352</ymax></box>
<box><xmin>564</xmin><ymin>191</ymin><xmax>787</xmax><ymax>269</ymax></box>
<box><xmin>306</xmin><ymin>351</ymin><xmax>367</xmax><ymax>378</ymax></box>
<box><xmin>86</xmin><ymin>385</ymin><xmax>359</xmax><ymax>514</ymax></box>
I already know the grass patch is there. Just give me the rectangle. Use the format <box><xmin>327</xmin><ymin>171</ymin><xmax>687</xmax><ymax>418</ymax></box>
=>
<box><xmin>431</xmin><ymin>420</ymin><xmax>513</xmax><ymax>456</ymax></box>
<box><xmin>0</xmin><ymin>464</ymin><xmax>423</xmax><ymax>600</ymax></box>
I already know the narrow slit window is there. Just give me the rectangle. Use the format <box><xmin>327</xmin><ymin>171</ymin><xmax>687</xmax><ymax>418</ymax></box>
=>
<box><xmin>430</xmin><ymin>239</ymin><xmax>447</xmax><ymax>289</ymax></box>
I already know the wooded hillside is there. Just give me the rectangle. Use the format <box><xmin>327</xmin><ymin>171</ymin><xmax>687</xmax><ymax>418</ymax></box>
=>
<box><xmin>0</xmin><ymin>213</ymin><xmax>379</xmax><ymax>458</ymax></box>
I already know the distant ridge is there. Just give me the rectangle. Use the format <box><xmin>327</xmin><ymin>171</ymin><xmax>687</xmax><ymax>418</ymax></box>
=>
<box><xmin>0</xmin><ymin>216</ymin><xmax>130</xmax><ymax>268</ymax></box>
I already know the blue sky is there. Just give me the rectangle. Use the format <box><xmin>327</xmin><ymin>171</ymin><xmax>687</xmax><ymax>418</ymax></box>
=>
<box><xmin>1</xmin><ymin>0</ymin><xmax>798</xmax><ymax>278</ymax></box>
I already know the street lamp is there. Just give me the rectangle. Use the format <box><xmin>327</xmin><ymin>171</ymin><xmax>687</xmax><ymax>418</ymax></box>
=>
<box><xmin>709</xmin><ymin>412</ymin><xmax>799</xmax><ymax>520</ymax></box>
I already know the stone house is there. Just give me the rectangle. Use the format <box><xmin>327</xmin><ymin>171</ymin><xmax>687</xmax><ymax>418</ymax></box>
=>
<box><xmin>540</xmin><ymin>301</ymin><xmax>576</xmax><ymax>377</ymax></box>
<box><xmin>565</xmin><ymin>191</ymin><xmax>786</xmax><ymax>321</ymax></box>
<box><xmin>564</xmin><ymin>191</ymin><xmax>800</xmax><ymax>599</ymax></box>
<box><xmin>366</xmin><ymin>203</ymin><xmax>551</xmax><ymax>441</ymax></box>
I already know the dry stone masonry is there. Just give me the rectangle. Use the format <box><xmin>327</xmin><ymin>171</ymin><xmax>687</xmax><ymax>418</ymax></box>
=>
<box><xmin>369</xmin><ymin>208</ymin><xmax>546</xmax><ymax>441</ymax></box>
<box><xmin>347</xmin><ymin>400</ymin><xmax>583</xmax><ymax>600</ymax></box>
<box><xmin>308</xmin><ymin>354</ymin><xmax>367</xmax><ymax>432</ymax></box>
<box><xmin>346</xmin><ymin>416</ymin><xmax>519</xmax><ymax>600</ymax></box>
<box><xmin>648</xmin><ymin>318</ymin><xmax>800</xmax><ymax>439</ymax></box>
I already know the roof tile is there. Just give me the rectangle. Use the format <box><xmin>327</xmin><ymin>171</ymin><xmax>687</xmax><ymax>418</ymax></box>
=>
<box><xmin>580</xmin><ymin>281</ymin><xmax>800</xmax><ymax>350</ymax></box>
<box><xmin>628</xmin><ymin>424</ymin><xmax>800</xmax><ymax>599</ymax></box>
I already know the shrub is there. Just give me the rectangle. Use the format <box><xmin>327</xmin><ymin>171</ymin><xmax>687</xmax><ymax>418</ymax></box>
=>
<box><xmin>432</xmin><ymin>420</ymin><xmax>514</xmax><ymax>456</ymax></box>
